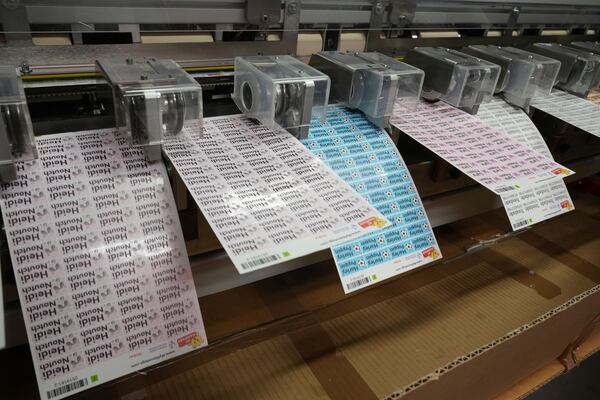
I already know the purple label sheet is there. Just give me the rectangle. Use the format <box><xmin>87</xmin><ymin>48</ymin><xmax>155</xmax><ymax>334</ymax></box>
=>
<box><xmin>390</xmin><ymin>100</ymin><xmax>574</xmax><ymax>198</ymax></box>
<box><xmin>0</xmin><ymin>130</ymin><xmax>206</xmax><ymax>400</ymax></box>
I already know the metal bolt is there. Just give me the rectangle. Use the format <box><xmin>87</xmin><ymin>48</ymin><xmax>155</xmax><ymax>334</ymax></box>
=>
<box><xmin>262</xmin><ymin>14</ymin><xmax>269</xmax><ymax>22</ymax></box>
<box><xmin>375</xmin><ymin>2</ymin><xmax>384</xmax><ymax>15</ymax></box>
<box><xmin>19</xmin><ymin>61</ymin><xmax>32</xmax><ymax>75</ymax></box>
<box><xmin>512</xmin><ymin>6</ymin><xmax>519</xmax><ymax>14</ymax></box>
<box><xmin>287</xmin><ymin>1</ymin><xmax>298</xmax><ymax>14</ymax></box>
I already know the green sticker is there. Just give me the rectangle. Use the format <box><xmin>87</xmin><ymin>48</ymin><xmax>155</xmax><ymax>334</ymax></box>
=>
<box><xmin>372</xmin><ymin>274</ymin><xmax>377</xmax><ymax>281</ymax></box>
<box><xmin>282</xmin><ymin>251</ymin><xmax>291</xmax><ymax>257</ymax></box>
<box><xmin>90</xmin><ymin>374</ymin><xmax>99</xmax><ymax>383</ymax></box>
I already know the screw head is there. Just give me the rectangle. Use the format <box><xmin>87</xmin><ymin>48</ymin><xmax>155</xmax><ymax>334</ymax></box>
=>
<box><xmin>19</xmin><ymin>61</ymin><xmax>32</xmax><ymax>75</ymax></box>
<box><xmin>287</xmin><ymin>1</ymin><xmax>298</xmax><ymax>14</ymax></box>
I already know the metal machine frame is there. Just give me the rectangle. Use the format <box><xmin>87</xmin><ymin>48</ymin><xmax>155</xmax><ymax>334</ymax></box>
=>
<box><xmin>2</xmin><ymin>0</ymin><xmax>600</xmax><ymax>348</ymax></box>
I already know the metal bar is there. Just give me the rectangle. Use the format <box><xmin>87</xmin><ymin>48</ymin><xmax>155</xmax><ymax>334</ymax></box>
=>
<box><xmin>299</xmin><ymin>9</ymin><xmax>372</xmax><ymax>24</ymax></box>
<box><xmin>24</xmin><ymin>6</ymin><xmax>248</xmax><ymax>25</ymax></box>
<box><xmin>518</xmin><ymin>13</ymin><xmax>600</xmax><ymax>24</ymax></box>
<box><xmin>366</xmin><ymin>34</ymin><xmax>599</xmax><ymax>57</ymax></box>
<box><xmin>413</xmin><ymin>11</ymin><xmax>510</xmax><ymax>25</ymax></box>
<box><xmin>0</xmin><ymin>41</ymin><xmax>291</xmax><ymax>74</ymax></box>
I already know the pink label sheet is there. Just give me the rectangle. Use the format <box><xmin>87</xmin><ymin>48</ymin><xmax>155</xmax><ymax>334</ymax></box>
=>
<box><xmin>0</xmin><ymin>130</ymin><xmax>206</xmax><ymax>400</ymax></box>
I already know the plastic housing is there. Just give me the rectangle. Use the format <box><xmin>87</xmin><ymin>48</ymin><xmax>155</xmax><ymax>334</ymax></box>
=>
<box><xmin>0</xmin><ymin>66</ymin><xmax>37</xmax><ymax>181</ymax></box>
<box><xmin>309</xmin><ymin>51</ymin><xmax>424</xmax><ymax>127</ymax></box>
<box><xmin>462</xmin><ymin>45</ymin><xmax>560</xmax><ymax>108</ymax></box>
<box><xmin>97</xmin><ymin>56</ymin><xmax>202</xmax><ymax>160</ymax></box>
<box><xmin>527</xmin><ymin>43</ymin><xmax>600</xmax><ymax>97</ymax></box>
<box><xmin>570</xmin><ymin>41</ymin><xmax>600</xmax><ymax>55</ymax></box>
<box><xmin>233</xmin><ymin>55</ymin><xmax>330</xmax><ymax>139</ymax></box>
<box><xmin>404</xmin><ymin>47</ymin><xmax>500</xmax><ymax>114</ymax></box>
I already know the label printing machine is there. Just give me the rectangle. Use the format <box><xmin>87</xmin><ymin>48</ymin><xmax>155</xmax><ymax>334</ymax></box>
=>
<box><xmin>1</xmin><ymin>0</ymin><xmax>600</xmax><ymax>371</ymax></box>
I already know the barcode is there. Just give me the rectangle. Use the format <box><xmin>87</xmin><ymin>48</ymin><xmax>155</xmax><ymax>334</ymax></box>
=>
<box><xmin>512</xmin><ymin>220</ymin><xmax>530</xmax><ymax>229</ymax></box>
<box><xmin>240</xmin><ymin>254</ymin><xmax>281</xmax><ymax>270</ymax></box>
<box><xmin>346</xmin><ymin>276</ymin><xmax>371</xmax><ymax>290</ymax></box>
<box><xmin>47</xmin><ymin>378</ymin><xmax>88</xmax><ymax>399</ymax></box>
<box><xmin>495</xmin><ymin>186</ymin><xmax>515</xmax><ymax>193</ymax></box>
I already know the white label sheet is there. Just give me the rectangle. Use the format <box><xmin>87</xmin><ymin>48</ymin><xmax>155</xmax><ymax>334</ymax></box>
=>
<box><xmin>390</xmin><ymin>100</ymin><xmax>574</xmax><ymax>196</ymax></box>
<box><xmin>478</xmin><ymin>98</ymin><xmax>553</xmax><ymax>158</ymax></box>
<box><xmin>531</xmin><ymin>89</ymin><xmax>600</xmax><ymax>138</ymax></box>
<box><xmin>478</xmin><ymin>98</ymin><xmax>574</xmax><ymax>230</ymax></box>
<box><xmin>499</xmin><ymin>180</ymin><xmax>574</xmax><ymax>230</ymax></box>
<box><xmin>163</xmin><ymin>116</ymin><xmax>390</xmax><ymax>274</ymax></box>
<box><xmin>0</xmin><ymin>130</ymin><xmax>206</xmax><ymax>400</ymax></box>
<box><xmin>302</xmin><ymin>108</ymin><xmax>441</xmax><ymax>293</ymax></box>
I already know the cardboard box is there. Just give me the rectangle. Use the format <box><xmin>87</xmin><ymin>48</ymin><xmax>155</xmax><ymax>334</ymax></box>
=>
<box><xmin>115</xmin><ymin>192</ymin><xmax>600</xmax><ymax>400</ymax></box>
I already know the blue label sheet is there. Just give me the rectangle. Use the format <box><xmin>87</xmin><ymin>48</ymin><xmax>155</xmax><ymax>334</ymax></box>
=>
<box><xmin>302</xmin><ymin>107</ymin><xmax>442</xmax><ymax>293</ymax></box>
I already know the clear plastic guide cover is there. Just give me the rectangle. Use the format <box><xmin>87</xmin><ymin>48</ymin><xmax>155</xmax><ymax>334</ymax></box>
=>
<box><xmin>163</xmin><ymin>117</ymin><xmax>390</xmax><ymax>273</ymax></box>
<box><xmin>532</xmin><ymin>89</ymin><xmax>600</xmax><ymax>138</ymax></box>
<box><xmin>0</xmin><ymin>66</ymin><xmax>38</xmax><ymax>179</ymax></box>
<box><xmin>96</xmin><ymin>57</ymin><xmax>202</xmax><ymax>159</ymax></box>
<box><xmin>478</xmin><ymin>98</ymin><xmax>574</xmax><ymax>230</ymax></box>
<box><xmin>232</xmin><ymin>55</ymin><xmax>330</xmax><ymax>139</ymax></box>
<box><xmin>302</xmin><ymin>107</ymin><xmax>440</xmax><ymax>293</ymax></box>
<box><xmin>0</xmin><ymin>258</ymin><xmax>4</xmax><ymax>349</ymax></box>
<box><xmin>528</xmin><ymin>43</ymin><xmax>600</xmax><ymax>98</ymax></box>
<box><xmin>570</xmin><ymin>41</ymin><xmax>600</xmax><ymax>54</ymax></box>
<box><xmin>462</xmin><ymin>45</ymin><xmax>560</xmax><ymax>109</ymax></box>
<box><xmin>0</xmin><ymin>131</ymin><xmax>206</xmax><ymax>400</ymax></box>
<box><xmin>308</xmin><ymin>51</ymin><xmax>424</xmax><ymax>128</ymax></box>
<box><xmin>403</xmin><ymin>47</ymin><xmax>500</xmax><ymax>114</ymax></box>
<box><xmin>390</xmin><ymin>99</ymin><xmax>574</xmax><ymax>197</ymax></box>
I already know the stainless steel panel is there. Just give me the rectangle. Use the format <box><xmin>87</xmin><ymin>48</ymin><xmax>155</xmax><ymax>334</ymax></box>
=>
<box><xmin>518</xmin><ymin>13</ymin><xmax>600</xmax><ymax>24</ymax></box>
<box><xmin>25</xmin><ymin>5</ymin><xmax>247</xmax><ymax>24</ymax></box>
<box><xmin>299</xmin><ymin>10</ymin><xmax>371</xmax><ymax>24</ymax></box>
<box><xmin>0</xmin><ymin>41</ymin><xmax>291</xmax><ymax>73</ymax></box>
<box><xmin>413</xmin><ymin>11</ymin><xmax>510</xmax><ymax>25</ymax></box>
